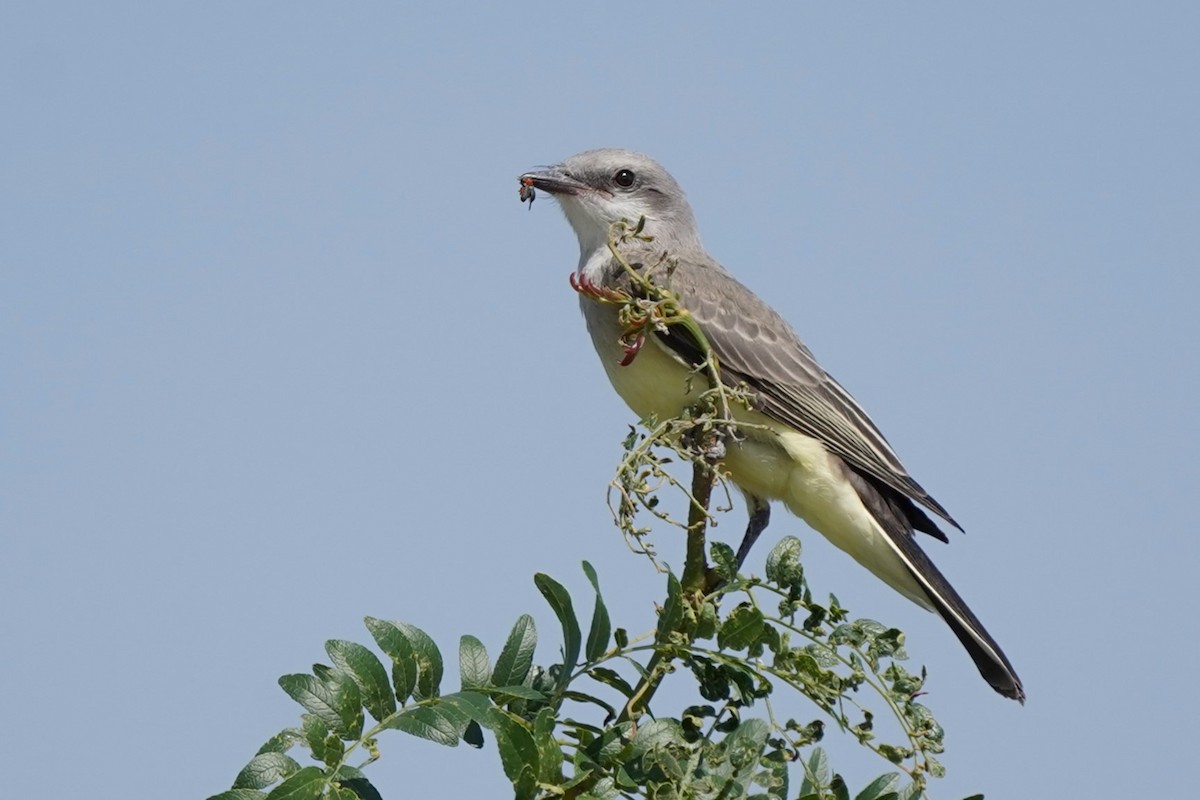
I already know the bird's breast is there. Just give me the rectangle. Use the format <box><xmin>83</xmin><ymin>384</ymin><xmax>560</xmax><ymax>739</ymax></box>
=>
<box><xmin>580</xmin><ymin>297</ymin><xmax>700</xmax><ymax>421</ymax></box>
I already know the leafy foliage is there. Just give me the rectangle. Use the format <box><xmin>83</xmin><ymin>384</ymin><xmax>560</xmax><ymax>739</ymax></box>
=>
<box><xmin>209</xmin><ymin>219</ymin><xmax>988</xmax><ymax>800</ymax></box>
<box><xmin>209</xmin><ymin>544</ymin><xmax>973</xmax><ymax>800</ymax></box>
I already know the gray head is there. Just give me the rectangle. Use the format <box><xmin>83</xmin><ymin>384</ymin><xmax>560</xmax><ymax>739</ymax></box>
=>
<box><xmin>520</xmin><ymin>149</ymin><xmax>702</xmax><ymax>258</ymax></box>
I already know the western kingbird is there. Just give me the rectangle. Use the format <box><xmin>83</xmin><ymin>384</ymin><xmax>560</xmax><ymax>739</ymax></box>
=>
<box><xmin>519</xmin><ymin>149</ymin><xmax>1024</xmax><ymax>702</ymax></box>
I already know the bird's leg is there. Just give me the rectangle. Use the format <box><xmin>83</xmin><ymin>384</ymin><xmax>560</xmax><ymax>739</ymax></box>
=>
<box><xmin>735</xmin><ymin>495</ymin><xmax>771</xmax><ymax>567</ymax></box>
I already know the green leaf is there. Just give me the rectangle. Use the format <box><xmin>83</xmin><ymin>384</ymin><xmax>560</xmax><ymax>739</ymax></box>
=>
<box><xmin>717</xmin><ymin>605</ymin><xmax>766</xmax><ymax>651</ymax></box>
<box><xmin>488</xmin><ymin>684</ymin><xmax>547</xmax><ymax>701</ymax></box>
<box><xmin>386</xmin><ymin>690</ymin><xmax>489</xmax><ymax>748</ymax></box>
<box><xmin>332</xmin><ymin>766</ymin><xmax>367</xmax><ymax>783</ymax></box>
<box><xmin>562</xmin><ymin>689</ymin><xmax>617</xmax><ymax>720</ymax></box>
<box><xmin>488</xmin><ymin>707</ymin><xmax>539</xmax><ymax>785</ymax></box>
<box><xmin>765</xmin><ymin>536</ymin><xmax>804</xmax><ymax>589</ymax></box>
<box><xmin>313</xmin><ymin>665</ymin><xmax>364</xmax><ymax>739</ymax></box>
<box><xmin>800</xmin><ymin>747</ymin><xmax>831</xmax><ymax>795</ymax></box>
<box><xmin>589</xmin><ymin>723</ymin><xmax>634</xmax><ymax>768</ymax></box>
<box><xmin>535</xmin><ymin>573</ymin><xmax>581</xmax><ymax>684</ymax></box>
<box><xmin>876</xmin><ymin>744</ymin><xmax>911</xmax><ymax>764</ymax></box>
<box><xmin>278</xmin><ymin>674</ymin><xmax>344</xmax><ymax>733</ymax></box>
<box><xmin>710</xmin><ymin>541</ymin><xmax>738</xmax><ymax>581</ymax></box>
<box><xmin>534</xmin><ymin>707</ymin><xmax>564</xmax><ymax>784</ymax></box>
<box><xmin>492</xmin><ymin>614</ymin><xmax>537</xmax><ymax>687</ymax></box>
<box><xmin>234</xmin><ymin>752</ymin><xmax>301</xmax><ymax>790</ymax></box>
<box><xmin>255</xmin><ymin>729</ymin><xmax>304</xmax><ymax>756</ymax></box>
<box><xmin>644</xmin><ymin>745</ymin><xmax>685</xmax><ymax>783</ymax></box>
<box><xmin>761</xmin><ymin>747</ymin><xmax>791</xmax><ymax>799</ymax></box>
<box><xmin>325</xmin><ymin>640</ymin><xmax>396</xmax><ymax>723</ymax></box>
<box><xmin>336</xmin><ymin>778</ymin><xmax>384</xmax><ymax>800</ymax></box>
<box><xmin>855</xmin><ymin>773</ymin><xmax>901</xmax><ymax>800</ymax></box>
<box><xmin>681</xmin><ymin>704</ymin><xmax>715</xmax><ymax>738</ymax></box>
<box><xmin>559</xmin><ymin>761</ymin><xmax>598</xmax><ymax>795</ymax></box>
<box><xmin>722</xmin><ymin>718</ymin><xmax>769</xmax><ymax>769</ymax></box>
<box><xmin>629</xmin><ymin>718</ymin><xmax>684</xmax><ymax>758</ymax></box>
<box><xmin>582</xmin><ymin>561</ymin><xmax>612</xmax><ymax>661</ymax></box>
<box><xmin>514</xmin><ymin>763</ymin><xmax>538</xmax><ymax>800</ymax></box>
<box><xmin>587</xmin><ymin>666</ymin><xmax>636</xmax><ymax>697</ymax></box>
<box><xmin>387</xmin><ymin>705</ymin><xmax>461</xmax><ymax>747</ymax></box>
<box><xmin>582</xmin><ymin>775</ymin><xmax>617</xmax><ymax>800</ymax></box>
<box><xmin>299</xmin><ymin>714</ymin><xmax>330</xmax><ymax>764</ymax></box>
<box><xmin>363</xmin><ymin>617</ymin><xmax>418</xmax><ymax>703</ymax></box>
<box><xmin>439</xmin><ymin>690</ymin><xmax>493</xmax><ymax>726</ymax></box>
<box><xmin>459</xmin><ymin>635</ymin><xmax>491</xmax><ymax>689</ymax></box>
<box><xmin>394</xmin><ymin>622</ymin><xmax>443</xmax><ymax>700</ymax></box>
<box><xmin>690</xmin><ymin>656</ymin><xmax>730</xmax><ymax>703</ymax></box>
<box><xmin>657</xmin><ymin>573</ymin><xmax>684</xmax><ymax>640</ymax></box>
<box><xmin>318</xmin><ymin>733</ymin><xmax>345</xmax><ymax>768</ymax></box>
<box><xmin>263</xmin><ymin>766</ymin><xmax>326</xmax><ymax>800</ymax></box>
<box><xmin>363</xmin><ymin>617</ymin><xmax>407</xmax><ymax>657</ymax></box>
<box><xmin>906</xmin><ymin>703</ymin><xmax>937</xmax><ymax>739</ymax></box>
<box><xmin>695</xmin><ymin>598</ymin><xmax>719</xmax><ymax>640</ymax></box>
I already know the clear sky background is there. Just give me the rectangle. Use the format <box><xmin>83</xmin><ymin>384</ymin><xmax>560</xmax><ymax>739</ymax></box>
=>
<box><xmin>3</xmin><ymin>3</ymin><xmax>1197</xmax><ymax>797</ymax></box>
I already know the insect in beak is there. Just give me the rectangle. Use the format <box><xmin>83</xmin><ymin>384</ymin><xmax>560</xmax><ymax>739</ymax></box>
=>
<box><xmin>519</xmin><ymin>176</ymin><xmax>536</xmax><ymax>208</ymax></box>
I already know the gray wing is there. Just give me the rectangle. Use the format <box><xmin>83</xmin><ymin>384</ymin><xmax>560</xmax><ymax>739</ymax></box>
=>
<box><xmin>656</xmin><ymin>256</ymin><xmax>960</xmax><ymax>533</ymax></box>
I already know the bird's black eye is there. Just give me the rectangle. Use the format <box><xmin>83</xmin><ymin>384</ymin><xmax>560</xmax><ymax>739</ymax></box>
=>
<box><xmin>613</xmin><ymin>169</ymin><xmax>636</xmax><ymax>187</ymax></box>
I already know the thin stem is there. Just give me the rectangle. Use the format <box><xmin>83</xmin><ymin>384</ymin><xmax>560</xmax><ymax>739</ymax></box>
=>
<box><xmin>681</xmin><ymin>459</ymin><xmax>716</xmax><ymax>594</ymax></box>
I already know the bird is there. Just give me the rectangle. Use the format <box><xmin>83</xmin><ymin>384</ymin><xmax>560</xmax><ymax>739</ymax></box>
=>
<box><xmin>518</xmin><ymin>148</ymin><xmax>1024</xmax><ymax>702</ymax></box>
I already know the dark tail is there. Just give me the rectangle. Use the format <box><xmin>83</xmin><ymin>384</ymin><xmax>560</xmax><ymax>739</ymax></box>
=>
<box><xmin>896</xmin><ymin>532</ymin><xmax>1026</xmax><ymax>702</ymax></box>
<box><xmin>849</xmin><ymin>469</ymin><xmax>1025</xmax><ymax>702</ymax></box>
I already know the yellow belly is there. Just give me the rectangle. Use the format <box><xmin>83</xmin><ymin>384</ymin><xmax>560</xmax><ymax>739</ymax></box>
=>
<box><xmin>582</xmin><ymin>300</ymin><xmax>931</xmax><ymax>608</ymax></box>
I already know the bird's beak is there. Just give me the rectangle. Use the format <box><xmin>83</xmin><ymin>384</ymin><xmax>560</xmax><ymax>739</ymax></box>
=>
<box><xmin>519</xmin><ymin>165</ymin><xmax>590</xmax><ymax>197</ymax></box>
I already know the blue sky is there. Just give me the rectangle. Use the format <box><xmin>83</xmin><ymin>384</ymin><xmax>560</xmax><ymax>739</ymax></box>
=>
<box><xmin>3</xmin><ymin>3</ymin><xmax>1197</xmax><ymax>797</ymax></box>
